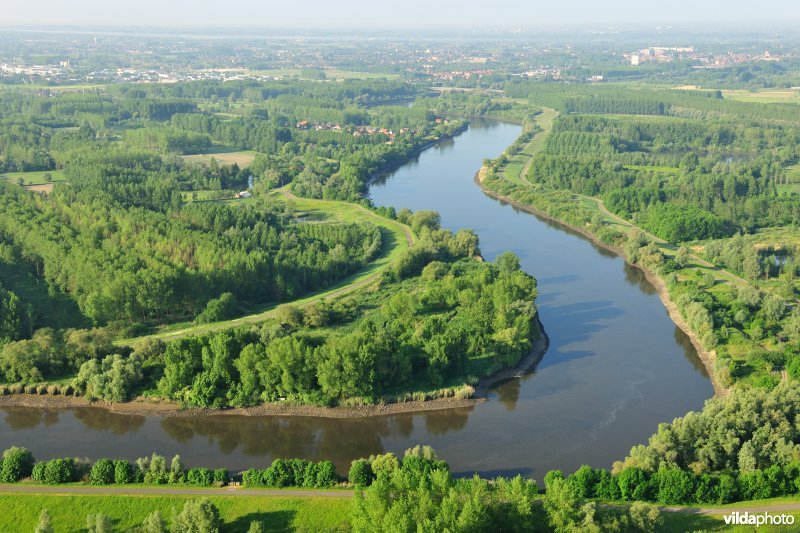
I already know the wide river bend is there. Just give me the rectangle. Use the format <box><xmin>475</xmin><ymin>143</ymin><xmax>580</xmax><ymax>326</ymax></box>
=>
<box><xmin>0</xmin><ymin>119</ymin><xmax>713</xmax><ymax>479</ymax></box>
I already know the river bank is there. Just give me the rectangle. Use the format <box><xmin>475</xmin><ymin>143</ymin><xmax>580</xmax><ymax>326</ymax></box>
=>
<box><xmin>475</xmin><ymin>167</ymin><xmax>725</xmax><ymax>396</ymax></box>
<box><xmin>0</xmin><ymin>318</ymin><xmax>549</xmax><ymax>418</ymax></box>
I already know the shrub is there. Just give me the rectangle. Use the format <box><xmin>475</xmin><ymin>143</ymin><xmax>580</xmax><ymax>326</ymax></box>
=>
<box><xmin>0</xmin><ymin>446</ymin><xmax>35</xmax><ymax>482</ymax></box>
<box><xmin>114</xmin><ymin>460</ymin><xmax>132</xmax><ymax>484</ymax></box>
<box><xmin>90</xmin><ymin>458</ymin><xmax>115</xmax><ymax>485</ymax></box>
<box><xmin>594</xmin><ymin>470</ymin><xmax>621</xmax><ymax>500</ymax></box>
<box><xmin>213</xmin><ymin>468</ymin><xmax>228</xmax><ymax>486</ymax></box>
<box><xmin>37</xmin><ymin>384</ymin><xmax>48</xmax><ymax>395</ymax></box>
<box><xmin>47</xmin><ymin>384</ymin><xmax>59</xmax><ymax>395</ymax></box>
<box><xmin>24</xmin><ymin>384</ymin><xmax>36</xmax><ymax>394</ymax></box>
<box><xmin>654</xmin><ymin>467</ymin><xmax>695</xmax><ymax>504</ymax></box>
<box><xmin>738</xmin><ymin>470</ymin><xmax>773</xmax><ymax>500</ymax></box>
<box><xmin>349</xmin><ymin>459</ymin><xmax>374</xmax><ymax>487</ymax></box>
<box><xmin>34</xmin><ymin>458</ymin><xmax>75</xmax><ymax>484</ymax></box>
<box><xmin>187</xmin><ymin>468</ymin><xmax>213</xmax><ymax>486</ymax></box>
<box><xmin>316</xmin><ymin>460</ymin><xmax>337</xmax><ymax>487</ymax></box>
<box><xmin>617</xmin><ymin>467</ymin><xmax>649</xmax><ymax>501</ymax></box>
<box><xmin>568</xmin><ymin>465</ymin><xmax>599</xmax><ymax>499</ymax></box>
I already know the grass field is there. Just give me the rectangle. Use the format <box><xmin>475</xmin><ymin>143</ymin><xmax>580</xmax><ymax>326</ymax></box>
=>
<box><xmin>1</xmin><ymin>170</ymin><xmax>67</xmax><ymax>185</ymax></box>
<box><xmin>118</xmin><ymin>189</ymin><xmax>414</xmax><ymax>346</ymax></box>
<box><xmin>182</xmin><ymin>150</ymin><xmax>259</xmax><ymax>168</ymax></box>
<box><xmin>0</xmin><ymin>492</ymin><xmax>350</xmax><ymax>532</ymax></box>
<box><xmin>722</xmin><ymin>88</ymin><xmax>800</xmax><ymax>104</ymax></box>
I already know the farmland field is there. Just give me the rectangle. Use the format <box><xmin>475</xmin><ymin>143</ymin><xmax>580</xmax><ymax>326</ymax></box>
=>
<box><xmin>0</xmin><ymin>170</ymin><xmax>67</xmax><ymax>185</ymax></box>
<box><xmin>182</xmin><ymin>150</ymin><xmax>259</xmax><ymax>167</ymax></box>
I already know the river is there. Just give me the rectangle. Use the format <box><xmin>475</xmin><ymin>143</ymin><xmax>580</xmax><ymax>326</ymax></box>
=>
<box><xmin>0</xmin><ymin>119</ymin><xmax>713</xmax><ymax>479</ymax></box>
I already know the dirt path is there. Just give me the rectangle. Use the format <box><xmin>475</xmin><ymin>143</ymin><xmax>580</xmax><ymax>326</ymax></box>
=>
<box><xmin>0</xmin><ymin>484</ymin><xmax>353</xmax><ymax>498</ymax></box>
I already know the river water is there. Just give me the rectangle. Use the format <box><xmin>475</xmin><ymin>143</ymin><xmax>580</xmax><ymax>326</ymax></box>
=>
<box><xmin>0</xmin><ymin>119</ymin><xmax>712</xmax><ymax>479</ymax></box>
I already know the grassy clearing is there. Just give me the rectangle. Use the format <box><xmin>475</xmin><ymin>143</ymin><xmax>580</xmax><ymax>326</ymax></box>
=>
<box><xmin>723</xmin><ymin>88</ymin><xmax>800</xmax><ymax>104</ymax></box>
<box><xmin>1</xmin><ymin>170</ymin><xmax>67</xmax><ymax>185</ymax></box>
<box><xmin>0</xmin><ymin>492</ymin><xmax>350</xmax><ymax>532</ymax></box>
<box><xmin>182</xmin><ymin>150</ymin><xmax>259</xmax><ymax>168</ymax></box>
<box><xmin>118</xmin><ymin>190</ymin><xmax>414</xmax><ymax>346</ymax></box>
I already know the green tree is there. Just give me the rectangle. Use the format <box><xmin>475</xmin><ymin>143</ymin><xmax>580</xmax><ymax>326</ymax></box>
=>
<box><xmin>139</xmin><ymin>511</ymin><xmax>167</xmax><ymax>533</ymax></box>
<box><xmin>172</xmin><ymin>499</ymin><xmax>221</xmax><ymax>533</ymax></box>
<box><xmin>85</xmin><ymin>513</ymin><xmax>112</xmax><ymax>533</ymax></box>
<box><xmin>1</xmin><ymin>446</ymin><xmax>34</xmax><ymax>482</ymax></box>
<box><xmin>542</xmin><ymin>478</ymin><xmax>582</xmax><ymax>533</ymax></box>
<box><xmin>90</xmin><ymin>458</ymin><xmax>115</xmax><ymax>485</ymax></box>
<box><xmin>348</xmin><ymin>459</ymin><xmax>374</xmax><ymax>487</ymax></box>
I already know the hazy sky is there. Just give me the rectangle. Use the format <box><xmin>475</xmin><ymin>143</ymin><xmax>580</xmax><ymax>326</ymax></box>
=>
<box><xmin>4</xmin><ymin>0</ymin><xmax>799</xmax><ymax>28</ymax></box>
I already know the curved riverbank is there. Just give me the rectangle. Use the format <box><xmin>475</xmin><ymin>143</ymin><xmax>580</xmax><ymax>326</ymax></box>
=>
<box><xmin>475</xmin><ymin>167</ymin><xmax>725</xmax><ymax>396</ymax></box>
<box><xmin>0</xmin><ymin>317</ymin><xmax>549</xmax><ymax>418</ymax></box>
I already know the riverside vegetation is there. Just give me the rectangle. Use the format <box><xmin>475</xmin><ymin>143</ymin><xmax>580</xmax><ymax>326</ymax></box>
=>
<box><xmin>0</xmin><ymin>80</ymin><xmax>540</xmax><ymax>408</ymax></box>
<box><xmin>475</xmin><ymin>82</ymin><xmax>800</xmax><ymax>392</ymax></box>
<box><xmin>5</xmin><ymin>55</ymin><xmax>800</xmax><ymax>531</ymax></box>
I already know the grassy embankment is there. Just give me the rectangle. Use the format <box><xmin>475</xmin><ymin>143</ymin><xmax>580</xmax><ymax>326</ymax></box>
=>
<box><xmin>501</xmin><ymin>107</ymin><xmax>558</xmax><ymax>185</ymax></box>
<box><xmin>0</xmin><ymin>490</ymin><xmax>350</xmax><ymax>532</ymax></box>
<box><xmin>3</xmin><ymin>486</ymin><xmax>800</xmax><ymax>532</ymax></box>
<box><xmin>118</xmin><ymin>189</ymin><xmax>414</xmax><ymax>346</ymax></box>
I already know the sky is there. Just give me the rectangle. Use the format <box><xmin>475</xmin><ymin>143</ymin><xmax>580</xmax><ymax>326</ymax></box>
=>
<box><xmin>2</xmin><ymin>0</ymin><xmax>799</xmax><ymax>29</ymax></box>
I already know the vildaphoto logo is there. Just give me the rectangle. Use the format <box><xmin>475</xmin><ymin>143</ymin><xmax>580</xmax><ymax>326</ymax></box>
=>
<box><xmin>723</xmin><ymin>511</ymin><xmax>795</xmax><ymax>527</ymax></box>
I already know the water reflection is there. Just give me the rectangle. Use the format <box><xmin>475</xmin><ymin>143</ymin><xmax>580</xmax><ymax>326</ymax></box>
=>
<box><xmin>4</xmin><ymin>408</ymin><xmax>60</xmax><ymax>430</ymax></box>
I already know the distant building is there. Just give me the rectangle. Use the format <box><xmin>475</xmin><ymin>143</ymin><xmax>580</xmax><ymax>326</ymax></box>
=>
<box><xmin>237</xmin><ymin>191</ymin><xmax>252</xmax><ymax>199</ymax></box>
<box><xmin>631</xmin><ymin>54</ymin><xmax>640</xmax><ymax>66</ymax></box>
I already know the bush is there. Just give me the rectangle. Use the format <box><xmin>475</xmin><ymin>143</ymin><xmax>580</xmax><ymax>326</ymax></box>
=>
<box><xmin>617</xmin><ymin>467</ymin><xmax>649</xmax><ymax>501</ymax></box>
<box><xmin>242</xmin><ymin>459</ymin><xmax>337</xmax><ymax>488</ymax></box>
<box><xmin>568</xmin><ymin>465</ymin><xmax>599</xmax><ymax>498</ymax></box>
<box><xmin>31</xmin><ymin>462</ymin><xmax>46</xmax><ymax>482</ymax></box>
<box><xmin>213</xmin><ymin>468</ymin><xmax>228</xmax><ymax>486</ymax></box>
<box><xmin>114</xmin><ymin>460</ymin><xmax>132</xmax><ymax>484</ymax></box>
<box><xmin>739</xmin><ymin>470</ymin><xmax>774</xmax><ymax>501</ymax></box>
<box><xmin>654</xmin><ymin>467</ymin><xmax>695</xmax><ymax>504</ymax></box>
<box><xmin>34</xmin><ymin>458</ymin><xmax>74</xmax><ymax>484</ymax></box>
<box><xmin>349</xmin><ymin>459</ymin><xmax>374</xmax><ymax>487</ymax></box>
<box><xmin>0</xmin><ymin>446</ymin><xmax>34</xmax><ymax>482</ymax></box>
<box><xmin>316</xmin><ymin>460</ymin><xmax>337</xmax><ymax>487</ymax></box>
<box><xmin>90</xmin><ymin>458</ymin><xmax>115</xmax><ymax>485</ymax></box>
<box><xmin>187</xmin><ymin>468</ymin><xmax>213</xmax><ymax>486</ymax></box>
